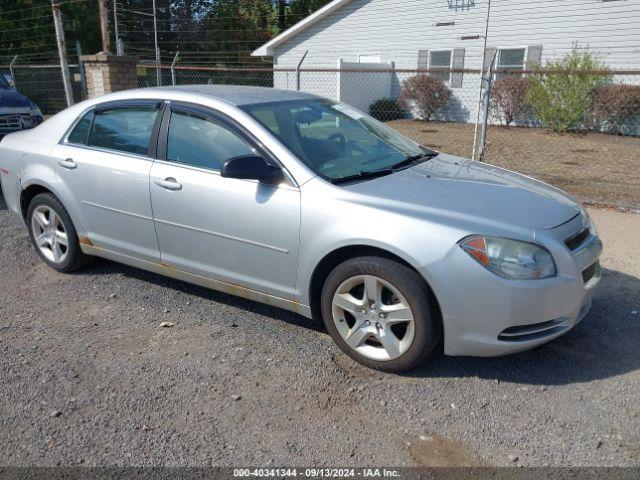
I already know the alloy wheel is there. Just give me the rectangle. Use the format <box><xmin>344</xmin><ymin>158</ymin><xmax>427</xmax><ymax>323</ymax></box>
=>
<box><xmin>31</xmin><ymin>205</ymin><xmax>69</xmax><ymax>264</ymax></box>
<box><xmin>331</xmin><ymin>274</ymin><xmax>415</xmax><ymax>361</ymax></box>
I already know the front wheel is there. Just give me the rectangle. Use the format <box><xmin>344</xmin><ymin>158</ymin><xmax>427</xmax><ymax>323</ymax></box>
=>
<box><xmin>321</xmin><ymin>256</ymin><xmax>441</xmax><ymax>372</ymax></box>
<box><xmin>27</xmin><ymin>192</ymin><xmax>90</xmax><ymax>273</ymax></box>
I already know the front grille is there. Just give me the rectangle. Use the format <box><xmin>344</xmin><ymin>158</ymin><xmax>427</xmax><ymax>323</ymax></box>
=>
<box><xmin>0</xmin><ymin>114</ymin><xmax>32</xmax><ymax>131</ymax></box>
<box><xmin>565</xmin><ymin>227</ymin><xmax>590</xmax><ymax>251</ymax></box>
<box><xmin>0</xmin><ymin>115</ymin><xmax>23</xmax><ymax>130</ymax></box>
<box><xmin>582</xmin><ymin>261</ymin><xmax>598</xmax><ymax>283</ymax></box>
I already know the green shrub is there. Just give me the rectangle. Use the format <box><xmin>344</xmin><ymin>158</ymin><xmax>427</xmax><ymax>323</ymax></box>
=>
<box><xmin>591</xmin><ymin>84</ymin><xmax>640</xmax><ymax>135</ymax></box>
<box><xmin>400</xmin><ymin>75</ymin><xmax>451</xmax><ymax>121</ymax></box>
<box><xmin>527</xmin><ymin>49</ymin><xmax>611</xmax><ymax>132</ymax></box>
<box><xmin>369</xmin><ymin>98</ymin><xmax>404</xmax><ymax>121</ymax></box>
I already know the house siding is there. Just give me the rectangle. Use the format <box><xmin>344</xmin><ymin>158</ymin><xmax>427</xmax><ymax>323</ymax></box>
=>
<box><xmin>269</xmin><ymin>0</ymin><xmax>640</xmax><ymax>121</ymax></box>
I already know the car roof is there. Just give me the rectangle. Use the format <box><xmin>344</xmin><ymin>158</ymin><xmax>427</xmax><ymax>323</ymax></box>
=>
<box><xmin>150</xmin><ymin>84</ymin><xmax>322</xmax><ymax>106</ymax></box>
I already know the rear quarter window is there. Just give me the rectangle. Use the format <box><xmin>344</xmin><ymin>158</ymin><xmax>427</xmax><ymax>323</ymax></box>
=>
<box><xmin>67</xmin><ymin>111</ymin><xmax>94</xmax><ymax>145</ymax></box>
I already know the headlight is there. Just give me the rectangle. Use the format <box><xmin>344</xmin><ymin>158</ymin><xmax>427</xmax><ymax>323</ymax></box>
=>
<box><xmin>29</xmin><ymin>103</ymin><xmax>42</xmax><ymax>116</ymax></box>
<box><xmin>459</xmin><ymin>235</ymin><xmax>556</xmax><ymax>279</ymax></box>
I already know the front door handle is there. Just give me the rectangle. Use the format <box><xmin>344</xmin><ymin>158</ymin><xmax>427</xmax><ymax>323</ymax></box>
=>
<box><xmin>57</xmin><ymin>158</ymin><xmax>77</xmax><ymax>169</ymax></box>
<box><xmin>154</xmin><ymin>177</ymin><xmax>182</xmax><ymax>191</ymax></box>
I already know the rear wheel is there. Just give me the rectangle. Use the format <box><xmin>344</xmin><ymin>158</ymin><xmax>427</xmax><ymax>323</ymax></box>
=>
<box><xmin>27</xmin><ymin>193</ymin><xmax>90</xmax><ymax>272</ymax></box>
<box><xmin>321</xmin><ymin>256</ymin><xmax>440</xmax><ymax>372</ymax></box>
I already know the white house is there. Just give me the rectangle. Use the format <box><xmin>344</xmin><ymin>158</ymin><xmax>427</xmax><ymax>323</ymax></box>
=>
<box><xmin>252</xmin><ymin>0</ymin><xmax>640</xmax><ymax>121</ymax></box>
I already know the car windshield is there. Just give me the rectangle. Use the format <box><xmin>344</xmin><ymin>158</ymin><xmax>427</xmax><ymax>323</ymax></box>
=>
<box><xmin>241</xmin><ymin>99</ymin><xmax>430</xmax><ymax>181</ymax></box>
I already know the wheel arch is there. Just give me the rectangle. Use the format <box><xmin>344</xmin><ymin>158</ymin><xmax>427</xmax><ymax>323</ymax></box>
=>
<box><xmin>19</xmin><ymin>179</ymin><xmax>88</xmax><ymax>240</ymax></box>
<box><xmin>20</xmin><ymin>183</ymin><xmax>53</xmax><ymax>220</ymax></box>
<box><xmin>307</xmin><ymin>245</ymin><xmax>442</xmax><ymax>325</ymax></box>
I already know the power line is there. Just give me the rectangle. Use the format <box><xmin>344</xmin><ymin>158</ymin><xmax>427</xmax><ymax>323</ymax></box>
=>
<box><xmin>0</xmin><ymin>0</ymin><xmax>87</xmax><ymax>16</ymax></box>
<box><xmin>0</xmin><ymin>23</ymin><xmax>58</xmax><ymax>34</ymax></box>
<box><xmin>0</xmin><ymin>14</ymin><xmax>53</xmax><ymax>25</ymax></box>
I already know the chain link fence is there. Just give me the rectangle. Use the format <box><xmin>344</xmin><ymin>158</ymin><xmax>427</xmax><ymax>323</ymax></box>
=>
<box><xmin>137</xmin><ymin>65</ymin><xmax>487</xmax><ymax>157</ymax></box>
<box><xmin>1</xmin><ymin>63</ymin><xmax>85</xmax><ymax>114</ymax></box>
<box><xmin>2</xmin><ymin>61</ymin><xmax>639</xmax><ymax>209</ymax></box>
<box><xmin>5</xmin><ymin>62</ymin><xmax>640</xmax><ymax>137</ymax></box>
<box><xmin>145</xmin><ymin>64</ymin><xmax>640</xmax><ymax>156</ymax></box>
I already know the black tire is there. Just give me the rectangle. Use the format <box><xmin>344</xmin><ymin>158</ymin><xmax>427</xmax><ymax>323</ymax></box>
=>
<box><xmin>26</xmin><ymin>192</ymin><xmax>91</xmax><ymax>273</ymax></box>
<box><xmin>321</xmin><ymin>256</ymin><xmax>441</xmax><ymax>372</ymax></box>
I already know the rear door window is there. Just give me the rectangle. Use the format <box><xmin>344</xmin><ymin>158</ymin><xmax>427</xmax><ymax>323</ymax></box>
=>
<box><xmin>88</xmin><ymin>104</ymin><xmax>160</xmax><ymax>156</ymax></box>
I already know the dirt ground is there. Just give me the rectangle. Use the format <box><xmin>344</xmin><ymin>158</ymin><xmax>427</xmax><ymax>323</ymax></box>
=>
<box><xmin>389</xmin><ymin>120</ymin><xmax>640</xmax><ymax>212</ymax></box>
<box><xmin>1</xmin><ymin>191</ymin><xmax>640</xmax><ymax>467</ymax></box>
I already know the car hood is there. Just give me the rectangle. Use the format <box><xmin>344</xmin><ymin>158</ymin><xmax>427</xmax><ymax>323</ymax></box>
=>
<box><xmin>343</xmin><ymin>154</ymin><xmax>581</xmax><ymax>230</ymax></box>
<box><xmin>0</xmin><ymin>89</ymin><xmax>33</xmax><ymax>110</ymax></box>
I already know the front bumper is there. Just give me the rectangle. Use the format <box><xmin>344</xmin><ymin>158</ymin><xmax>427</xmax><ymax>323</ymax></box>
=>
<box><xmin>425</xmin><ymin>214</ymin><xmax>602</xmax><ymax>357</ymax></box>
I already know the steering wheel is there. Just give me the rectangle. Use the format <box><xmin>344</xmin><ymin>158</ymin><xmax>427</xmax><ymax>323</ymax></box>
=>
<box><xmin>327</xmin><ymin>133</ymin><xmax>346</xmax><ymax>152</ymax></box>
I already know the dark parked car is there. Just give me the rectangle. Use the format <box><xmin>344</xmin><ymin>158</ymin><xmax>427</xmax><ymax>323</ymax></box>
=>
<box><xmin>0</xmin><ymin>75</ymin><xmax>43</xmax><ymax>134</ymax></box>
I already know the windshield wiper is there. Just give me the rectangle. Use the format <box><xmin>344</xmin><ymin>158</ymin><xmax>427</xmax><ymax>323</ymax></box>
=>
<box><xmin>330</xmin><ymin>152</ymin><xmax>439</xmax><ymax>185</ymax></box>
<box><xmin>330</xmin><ymin>168</ymin><xmax>395</xmax><ymax>185</ymax></box>
<box><xmin>390</xmin><ymin>152</ymin><xmax>439</xmax><ymax>171</ymax></box>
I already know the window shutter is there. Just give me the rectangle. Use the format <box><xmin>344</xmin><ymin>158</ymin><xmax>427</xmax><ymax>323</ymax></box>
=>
<box><xmin>451</xmin><ymin>48</ymin><xmax>465</xmax><ymax>88</ymax></box>
<box><xmin>527</xmin><ymin>45</ymin><xmax>543</xmax><ymax>68</ymax></box>
<box><xmin>418</xmin><ymin>49</ymin><xmax>429</xmax><ymax>75</ymax></box>
<box><xmin>483</xmin><ymin>47</ymin><xmax>497</xmax><ymax>72</ymax></box>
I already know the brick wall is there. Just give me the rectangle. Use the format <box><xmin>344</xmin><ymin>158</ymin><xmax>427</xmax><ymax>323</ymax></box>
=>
<box><xmin>80</xmin><ymin>54</ymin><xmax>138</xmax><ymax>98</ymax></box>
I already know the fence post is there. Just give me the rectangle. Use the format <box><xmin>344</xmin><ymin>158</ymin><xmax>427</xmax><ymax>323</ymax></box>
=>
<box><xmin>296</xmin><ymin>50</ymin><xmax>308</xmax><ymax>91</ymax></box>
<box><xmin>336</xmin><ymin>58</ymin><xmax>342</xmax><ymax>101</ymax></box>
<box><xmin>117</xmin><ymin>38</ymin><xmax>125</xmax><ymax>56</ymax></box>
<box><xmin>76</xmin><ymin>41</ymin><xmax>87</xmax><ymax>100</ymax></box>
<box><xmin>471</xmin><ymin>0</ymin><xmax>492</xmax><ymax>160</ymax></box>
<box><xmin>153</xmin><ymin>0</ymin><xmax>161</xmax><ymax>86</ymax></box>
<box><xmin>171</xmin><ymin>52</ymin><xmax>179</xmax><ymax>86</ymax></box>
<box><xmin>478</xmin><ymin>52</ymin><xmax>497</xmax><ymax>163</ymax></box>
<box><xmin>9</xmin><ymin>55</ymin><xmax>18</xmax><ymax>90</ymax></box>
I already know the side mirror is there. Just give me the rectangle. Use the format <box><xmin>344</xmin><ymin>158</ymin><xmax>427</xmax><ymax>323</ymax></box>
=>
<box><xmin>221</xmin><ymin>154</ymin><xmax>284</xmax><ymax>184</ymax></box>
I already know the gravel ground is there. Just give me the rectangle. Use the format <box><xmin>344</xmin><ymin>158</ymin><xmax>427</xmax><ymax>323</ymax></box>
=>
<box><xmin>1</xmin><ymin>191</ymin><xmax>639</xmax><ymax>467</ymax></box>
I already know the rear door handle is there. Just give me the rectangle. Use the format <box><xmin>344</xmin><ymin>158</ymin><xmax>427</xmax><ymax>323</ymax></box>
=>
<box><xmin>154</xmin><ymin>177</ymin><xmax>182</xmax><ymax>191</ymax></box>
<box><xmin>57</xmin><ymin>158</ymin><xmax>77</xmax><ymax>169</ymax></box>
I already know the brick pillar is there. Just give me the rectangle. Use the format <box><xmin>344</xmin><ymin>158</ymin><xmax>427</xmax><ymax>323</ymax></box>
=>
<box><xmin>80</xmin><ymin>54</ymin><xmax>138</xmax><ymax>98</ymax></box>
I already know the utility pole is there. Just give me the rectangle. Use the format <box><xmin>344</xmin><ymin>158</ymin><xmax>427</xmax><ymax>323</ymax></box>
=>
<box><xmin>278</xmin><ymin>0</ymin><xmax>286</xmax><ymax>31</ymax></box>
<box><xmin>98</xmin><ymin>0</ymin><xmax>110</xmax><ymax>53</ymax></box>
<box><xmin>51</xmin><ymin>0</ymin><xmax>74</xmax><ymax>107</ymax></box>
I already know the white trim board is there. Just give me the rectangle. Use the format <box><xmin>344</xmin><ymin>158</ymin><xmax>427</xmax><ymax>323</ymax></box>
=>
<box><xmin>252</xmin><ymin>0</ymin><xmax>355</xmax><ymax>57</ymax></box>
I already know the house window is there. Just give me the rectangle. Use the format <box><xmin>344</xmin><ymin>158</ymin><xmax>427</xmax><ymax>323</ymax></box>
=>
<box><xmin>358</xmin><ymin>53</ymin><xmax>381</xmax><ymax>64</ymax></box>
<box><xmin>429</xmin><ymin>50</ymin><xmax>452</xmax><ymax>83</ymax></box>
<box><xmin>497</xmin><ymin>48</ymin><xmax>526</xmax><ymax>77</ymax></box>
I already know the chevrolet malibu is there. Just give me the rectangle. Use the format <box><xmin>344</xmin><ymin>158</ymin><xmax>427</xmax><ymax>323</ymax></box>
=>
<box><xmin>0</xmin><ymin>86</ymin><xmax>602</xmax><ymax>372</ymax></box>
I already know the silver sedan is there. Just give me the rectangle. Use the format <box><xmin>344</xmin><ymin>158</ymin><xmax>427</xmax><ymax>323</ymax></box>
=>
<box><xmin>0</xmin><ymin>86</ymin><xmax>602</xmax><ymax>372</ymax></box>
